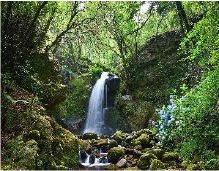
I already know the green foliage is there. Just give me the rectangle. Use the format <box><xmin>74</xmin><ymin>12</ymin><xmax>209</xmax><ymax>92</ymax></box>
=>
<box><xmin>58</xmin><ymin>76</ymin><xmax>90</xmax><ymax>119</ymax></box>
<box><xmin>180</xmin><ymin>1</ymin><xmax>218</xmax><ymax>68</ymax></box>
<box><xmin>3</xmin><ymin>135</ymin><xmax>39</xmax><ymax>170</ymax></box>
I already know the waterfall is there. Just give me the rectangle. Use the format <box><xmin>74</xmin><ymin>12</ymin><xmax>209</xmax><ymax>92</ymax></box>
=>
<box><xmin>84</xmin><ymin>72</ymin><xmax>109</xmax><ymax>135</ymax></box>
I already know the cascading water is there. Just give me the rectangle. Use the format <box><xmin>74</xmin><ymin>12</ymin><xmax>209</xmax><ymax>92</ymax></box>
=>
<box><xmin>84</xmin><ymin>72</ymin><xmax>109</xmax><ymax>135</ymax></box>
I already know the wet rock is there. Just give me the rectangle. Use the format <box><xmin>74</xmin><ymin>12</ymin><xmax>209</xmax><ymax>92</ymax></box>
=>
<box><xmin>162</xmin><ymin>152</ymin><xmax>179</xmax><ymax>162</ymax></box>
<box><xmin>89</xmin><ymin>154</ymin><xmax>95</xmax><ymax>164</ymax></box>
<box><xmin>109</xmin><ymin>139</ymin><xmax>118</xmax><ymax>149</ymax></box>
<box><xmin>107</xmin><ymin>147</ymin><xmax>125</xmax><ymax>163</ymax></box>
<box><xmin>126</xmin><ymin>135</ymin><xmax>134</xmax><ymax>143</ymax></box>
<box><xmin>80</xmin><ymin>150</ymin><xmax>87</xmax><ymax>161</ymax></box>
<box><xmin>149</xmin><ymin>159</ymin><xmax>165</xmax><ymax>170</ymax></box>
<box><xmin>82</xmin><ymin>132</ymin><xmax>98</xmax><ymax>140</ymax></box>
<box><xmin>99</xmin><ymin>156</ymin><xmax>108</xmax><ymax>163</ymax></box>
<box><xmin>116</xmin><ymin>158</ymin><xmax>127</xmax><ymax>168</ymax></box>
<box><xmin>133</xmin><ymin>150</ymin><xmax>142</xmax><ymax>158</ymax></box>
<box><xmin>105</xmin><ymin>74</ymin><xmax>120</xmax><ymax>108</ymax></box>
<box><xmin>138</xmin><ymin>153</ymin><xmax>157</xmax><ymax>170</ymax></box>
<box><xmin>125</xmin><ymin>148</ymin><xmax>134</xmax><ymax>155</ymax></box>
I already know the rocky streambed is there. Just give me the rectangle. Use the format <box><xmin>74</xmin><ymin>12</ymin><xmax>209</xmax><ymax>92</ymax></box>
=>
<box><xmin>76</xmin><ymin>129</ymin><xmax>195</xmax><ymax>170</ymax></box>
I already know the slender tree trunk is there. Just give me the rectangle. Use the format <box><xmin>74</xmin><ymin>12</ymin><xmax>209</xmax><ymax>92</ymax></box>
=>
<box><xmin>176</xmin><ymin>1</ymin><xmax>190</xmax><ymax>33</ymax></box>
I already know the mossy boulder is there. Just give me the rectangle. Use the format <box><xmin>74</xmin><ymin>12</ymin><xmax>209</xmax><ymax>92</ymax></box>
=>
<box><xmin>92</xmin><ymin>139</ymin><xmax>108</xmax><ymax>147</ymax></box>
<box><xmin>143</xmin><ymin>148</ymin><xmax>164</xmax><ymax>159</ymax></box>
<box><xmin>162</xmin><ymin>152</ymin><xmax>179</xmax><ymax>162</ymax></box>
<box><xmin>138</xmin><ymin>153</ymin><xmax>157</xmax><ymax>170</ymax></box>
<box><xmin>109</xmin><ymin>140</ymin><xmax>118</xmax><ymax>149</ymax></box>
<box><xmin>79</xmin><ymin>139</ymin><xmax>91</xmax><ymax>151</ymax></box>
<box><xmin>107</xmin><ymin>147</ymin><xmax>125</xmax><ymax>163</ymax></box>
<box><xmin>149</xmin><ymin>159</ymin><xmax>165</xmax><ymax>170</ymax></box>
<box><xmin>82</xmin><ymin>132</ymin><xmax>98</xmax><ymax>140</ymax></box>
<box><xmin>112</xmin><ymin>134</ymin><xmax>124</xmax><ymax>144</ymax></box>
<box><xmin>136</xmin><ymin>133</ymin><xmax>149</xmax><ymax>148</ymax></box>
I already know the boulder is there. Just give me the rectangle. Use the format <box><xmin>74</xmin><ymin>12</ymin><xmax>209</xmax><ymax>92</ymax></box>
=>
<box><xmin>79</xmin><ymin>150</ymin><xmax>87</xmax><ymax>161</ymax></box>
<box><xmin>116</xmin><ymin>158</ymin><xmax>127</xmax><ymax>168</ymax></box>
<box><xmin>89</xmin><ymin>154</ymin><xmax>95</xmax><ymax>164</ymax></box>
<box><xmin>82</xmin><ymin>132</ymin><xmax>98</xmax><ymax>140</ymax></box>
<box><xmin>162</xmin><ymin>152</ymin><xmax>179</xmax><ymax>162</ymax></box>
<box><xmin>136</xmin><ymin>133</ymin><xmax>149</xmax><ymax>148</ymax></box>
<box><xmin>149</xmin><ymin>159</ymin><xmax>165</xmax><ymax>170</ymax></box>
<box><xmin>133</xmin><ymin>150</ymin><xmax>142</xmax><ymax>158</ymax></box>
<box><xmin>137</xmin><ymin>153</ymin><xmax>157</xmax><ymax>170</ymax></box>
<box><xmin>107</xmin><ymin>147</ymin><xmax>125</xmax><ymax>163</ymax></box>
<box><xmin>109</xmin><ymin>139</ymin><xmax>118</xmax><ymax>149</ymax></box>
<box><xmin>143</xmin><ymin>148</ymin><xmax>164</xmax><ymax>160</ymax></box>
<box><xmin>126</xmin><ymin>135</ymin><xmax>134</xmax><ymax>143</ymax></box>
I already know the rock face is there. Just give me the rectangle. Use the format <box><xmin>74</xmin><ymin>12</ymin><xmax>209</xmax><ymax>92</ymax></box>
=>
<box><xmin>127</xmin><ymin>30</ymin><xmax>185</xmax><ymax>104</ymax></box>
<box><xmin>137</xmin><ymin>30</ymin><xmax>182</xmax><ymax>65</ymax></box>
<box><xmin>104</xmin><ymin>74</ymin><xmax>120</xmax><ymax>108</ymax></box>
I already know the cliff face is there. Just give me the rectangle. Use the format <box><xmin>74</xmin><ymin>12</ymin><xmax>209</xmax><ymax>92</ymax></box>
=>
<box><xmin>129</xmin><ymin>30</ymin><xmax>184</xmax><ymax>104</ymax></box>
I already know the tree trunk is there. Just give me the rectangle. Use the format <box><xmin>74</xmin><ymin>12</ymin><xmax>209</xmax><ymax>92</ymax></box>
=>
<box><xmin>176</xmin><ymin>1</ymin><xmax>190</xmax><ymax>33</ymax></box>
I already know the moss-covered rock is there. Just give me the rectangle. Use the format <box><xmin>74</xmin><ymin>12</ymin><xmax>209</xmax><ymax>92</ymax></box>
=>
<box><xmin>108</xmin><ymin>164</ymin><xmax>117</xmax><ymax>170</ymax></box>
<box><xmin>149</xmin><ymin>159</ymin><xmax>165</xmax><ymax>170</ymax></box>
<box><xmin>112</xmin><ymin>131</ymin><xmax>125</xmax><ymax>144</ymax></box>
<box><xmin>82</xmin><ymin>132</ymin><xmax>98</xmax><ymax>140</ymax></box>
<box><xmin>138</xmin><ymin>153</ymin><xmax>157</xmax><ymax>170</ymax></box>
<box><xmin>107</xmin><ymin>147</ymin><xmax>125</xmax><ymax>163</ymax></box>
<box><xmin>143</xmin><ymin>148</ymin><xmax>164</xmax><ymax>159</ymax></box>
<box><xmin>162</xmin><ymin>152</ymin><xmax>179</xmax><ymax>162</ymax></box>
<box><xmin>92</xmin><ymin>139</ymin><xmax>108</xmax><ymax>147</ymax></box>
<box><xmin>109</xmin><ymin>140</ymin><xmax>118</xmax><ymax>149</ymax></box>
<box><xmin>136</xmin><ymin>133</ymin><xmax>149</xmax><ymax>148</ymax></box>
<box><xmin>79</xmin><ymin>139</ymin><xmax>91</xmax><ymax>151</ymax></box>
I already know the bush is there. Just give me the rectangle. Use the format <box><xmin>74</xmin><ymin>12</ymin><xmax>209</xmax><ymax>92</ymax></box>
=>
<box><xmin>153</xmin><ymin>67</ymin><xmax>219</xmax><ymax>162</ymax></box>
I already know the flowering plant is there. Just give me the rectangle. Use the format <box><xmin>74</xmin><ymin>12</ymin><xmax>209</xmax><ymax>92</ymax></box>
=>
<box><xmin>153</xmin><ymin>95</ymin><xmax>186</xmax><ymax>147</ymax></box>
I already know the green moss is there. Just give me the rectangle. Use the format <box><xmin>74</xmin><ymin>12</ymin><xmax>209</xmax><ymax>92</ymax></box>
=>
<box><xmin>136</xmin><ymin>133</ymin><xmax>149</xmax><ymax>148</ymax></box>
<box><xmin>79</xmin><ymin>139</ymin><xmax>91</xmax><ymax>151</ymax></box>
<box><xmin>4</xmin><ymin>135</ymin><xmax>39</xmax><ymax>170</ymax></box>
<box><xmin>108</xmin><ymin>164</ymin><xmax>117</xmax><ymax>170</ymax></box>
<box><xmin>107</xmin><ymin>147</ymin><xmax>125</xmax><ymax>163</ymax></box>
<box><xmin>143</xmin><ymin>148</ymin><xmax>164</xmax><ymax>159</ymax></box>
<box><xmin>138</xmin><ymin>153</ymin><xmax>157</xmax><ymax>170</ymax></box>
<box><xmin>149</xmin><ymin>159</ymin><xmax>165</xmax><ymax>170</ymax></box>
<box><xmin>109</xmin><ymin>140</ymin><xmax>118</xmax><ymax>149</ymax></box>
<box><xmin>162</xmin><ymin>152</ymin><xmax>179</xmax><ymax>162</ymax></box>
